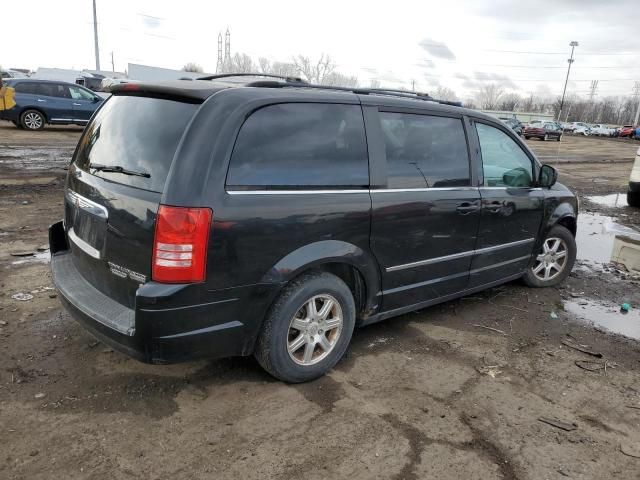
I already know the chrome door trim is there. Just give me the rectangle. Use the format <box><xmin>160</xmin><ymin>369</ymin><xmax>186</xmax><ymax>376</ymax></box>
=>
<box><xmin>68</xmin><ymin>227</ymin><xmax>101</xmax><ymax>259</ymax></box>
<box><xmin>226</xmin><ymin>189</ymin><xmax>368</xmax><ymax>195</ymax></box>
<box><xmin>469</xmin><ymin>255</ymin><xmax>531</xmax><ymax>274</ymax></box>
<box><xmin>385</xmin><ymin>238</ymin><xmax>535</xmax><ymax>273</ymax></box>
<box><xmin>371</xmin><ymin>187</ymin><xmax>479</xmax><ymax>193</ymax></box>
<box><xmin>65</xmin><ymin>190</ymin><xmax>108</xmax><ymax>220</ymax></box>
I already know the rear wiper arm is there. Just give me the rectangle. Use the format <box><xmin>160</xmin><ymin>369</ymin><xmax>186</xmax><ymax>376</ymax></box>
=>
<box><xmin>89</xmin><ymin>163</ymin><xmax>151</xmax><ymax>178</ymax></box>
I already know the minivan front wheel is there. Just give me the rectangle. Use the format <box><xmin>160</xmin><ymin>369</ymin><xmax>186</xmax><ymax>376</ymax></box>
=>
<box><xmin>523</xmin><ymin>225</ymin><xmax>576</xmax><ymax>287</ymax></box>
<box><xmin>21</xmin><ymin>110</ymin><xmax>45</xmax><ymax>130</ymax></box>
<box><xmin>255</xmin><ymin>271</ymin><xmax>356</xmax><ymax>383</ymax></box>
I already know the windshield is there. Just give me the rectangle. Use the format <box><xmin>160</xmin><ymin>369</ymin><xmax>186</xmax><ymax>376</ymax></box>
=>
<box><xmin>74</xmin><ymin>96</ymin><xmax>197</xmax><ymax>192</ymax></box>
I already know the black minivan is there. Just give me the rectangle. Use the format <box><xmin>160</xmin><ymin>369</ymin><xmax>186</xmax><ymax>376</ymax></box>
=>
<box><xmin>50</xmin><ymin>75</ymin><xmax>578</xmax><ymax>382</ymax></box>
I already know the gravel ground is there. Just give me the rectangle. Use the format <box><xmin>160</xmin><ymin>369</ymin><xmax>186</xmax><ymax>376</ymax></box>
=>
<box><xmin>1</xmin><ymin>123</ymin><xmax>640</xmax><ymax>480</ymax></box>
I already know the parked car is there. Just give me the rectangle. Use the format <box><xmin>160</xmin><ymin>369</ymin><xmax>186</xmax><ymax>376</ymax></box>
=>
<box><xmin>49</xmin><ymin>76</ymin><xmax>578</xmax><ymax>382</ymax></box>
<box><xmin>619</xmin><ymin>125</ymin><xmax>636</xmax><ymax>138</ymax></box>
<box><xmin>629</xmin><ymin>146</ymin><xmax>640</xmax><ymax>207</ymax></box>
<box><xmin>569</xmin><ymin>122</ymin><xmax>591</xmax><ymax>135</ymax></box>
<box><xmin>590</xmin><ymin>124</ymin><xmax>615</xmax><ymax>137</ymax></box>
<box><xmin>500</xmin><ymin>117</ymin><xmax>523</xmax><ymax>136</ymax></box>
<box><xmin>1</xmin><ymin>69</ymin><xmax>28</xmax><ymax>79</ymax></box>
<box><xmin>523</xmin><ymin>121</ymin><xmax>563</xmax><ymax>141</ymax></box>
<box><xmin>0</xmin><ymin>79</ymin><xmax>104</xmax><ymax>130</ymax></box>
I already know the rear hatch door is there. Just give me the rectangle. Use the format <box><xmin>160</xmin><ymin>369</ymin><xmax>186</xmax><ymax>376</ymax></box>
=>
<box><xmin>65</xmin><ymin>95</ymin><xmax>199</xmax><ymax>308</ymax></box>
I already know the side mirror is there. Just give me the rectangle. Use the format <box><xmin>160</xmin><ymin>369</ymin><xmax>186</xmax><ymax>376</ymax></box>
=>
<box><xmin>93</xmin><ymin>96</ymin><xmax>101</xmax><ymax>103</ymax></box>
<box><xmin>538</xmin><ymin>164</ymin><xmax>558</xmax><ymax>188</ymax></box>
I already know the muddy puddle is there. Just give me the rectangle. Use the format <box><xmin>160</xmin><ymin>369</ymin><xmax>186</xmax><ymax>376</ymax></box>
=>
<box><xmin>564</xmin><ymin>298</ymin><xmax>640</xmax><ymax>340</ymax></box>
<box><xmin>11</xmin><ymin>250</ymin><xmax>51</xmax><ymax>265</ymax></box>
<box><xmin>585</xmin><ymin>193</ymin><xmax>627</xmax><ymax>208</ymax></box>
<box><xmin>0</xmin><ymin>147</ymin><xmax>73</xmax><ymax>170</ymax></box>
<box><xmin>576</xmin><ymin>212</ymin><xmax>640</xmax><ymax>270</ymax></box>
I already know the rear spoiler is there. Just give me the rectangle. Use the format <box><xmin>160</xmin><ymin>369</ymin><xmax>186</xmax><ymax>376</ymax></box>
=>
<box><xmin>109</xmin><ymin>81</ymin><xmax>216</xmax><ymax>103</ymax></box>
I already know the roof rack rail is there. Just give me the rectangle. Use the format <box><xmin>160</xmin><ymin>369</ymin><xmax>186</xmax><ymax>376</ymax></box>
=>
<box><xmin>245</xmin><ymin>81</ymin><xmax>463</xmax><ymax>107</ymax></box>
<box><xmin>198</xmin><ymin>72</ymin><xmax>307</xmax><ymax>84</ymax></box>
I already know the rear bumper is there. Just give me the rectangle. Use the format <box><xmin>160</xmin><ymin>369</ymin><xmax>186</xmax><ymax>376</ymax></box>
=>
<box><xmin>49</xmin><ymin>221</ymin><xmax>277</xmax><ymax>364</ymax></box>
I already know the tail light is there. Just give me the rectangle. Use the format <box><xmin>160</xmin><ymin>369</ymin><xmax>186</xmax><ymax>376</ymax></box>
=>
<box><xmin>152</xmin><ymin>205</ymin><xmax>212</xmax><ymax>283</ymax></box>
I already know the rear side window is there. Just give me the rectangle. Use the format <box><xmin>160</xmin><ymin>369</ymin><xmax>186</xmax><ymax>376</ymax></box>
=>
<box><xmin>227</xmin><ymin>103</ymin><xmax>368</xmax><ymax>188</ymax></box>
<box><xmin>14</xmin><ymin>82</ymin><xmax>38</xmax><ymax>94</ymax></box>
<box><xmin>380</xmin><ymin>112</ymin><xmax>470</xmax><ymax>188</ymax></box>
<box><xmin>74</xmin><ymin>96</ymin><xmax>197</xmax><ymax>192</ymax></box>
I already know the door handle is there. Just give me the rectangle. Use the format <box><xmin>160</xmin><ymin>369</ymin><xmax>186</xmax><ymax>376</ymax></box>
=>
<box><xmin>456</xmin><ymin>202</ymin><xmax>480</xmax><ymax>214</ymax></box>
<box><xmin>36</xmin><ymin>99</ymin><xmax>46</xmax><ymax>102</ymax></box>
<box><xmin>72</xmin><ymin>103</ymin><xmax>82</xmax><ymax>106</ymax></box>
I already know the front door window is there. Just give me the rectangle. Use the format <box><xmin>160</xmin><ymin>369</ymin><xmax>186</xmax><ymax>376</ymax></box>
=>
<box><xmin>476</xmin><ymin>123</ymin><xmax>534</xmax><ymax>188</ymax></box>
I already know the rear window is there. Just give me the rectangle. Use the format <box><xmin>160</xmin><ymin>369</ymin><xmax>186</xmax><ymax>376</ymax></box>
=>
<box><xmin>226</xmin><ymin>103</ymin><xmax>368</xmax><ymax>188</ymax></box>
<box><xmin>74</xmin><ymin>96</ymin><xmax>197</xmax><ymax>192</ymax></box>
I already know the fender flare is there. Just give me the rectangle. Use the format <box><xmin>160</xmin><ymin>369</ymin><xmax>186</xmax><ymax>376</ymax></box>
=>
<box><xmin>260</xmin><ymin>239</ymin><xmax>382</xmax><ymax>314</ymax></box>
<box><xmin>543</xmin><ymin>201</ymin><xmax>577</xmax><ymax>237</ymax></box>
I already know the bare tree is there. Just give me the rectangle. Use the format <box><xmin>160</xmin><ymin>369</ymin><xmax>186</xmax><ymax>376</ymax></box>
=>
<box><xmin>258</xmin><ymin>57</ymin><xmax>299</xmax><ymax>78</ymax></box>
<box><xmin>323</xmin><ymin>72</ymin><xmax>359</xmax><ymax>88</ymax></box>
<box><xmin>182</xmin><ymin>62</ymin><xmax>203</xmax><ymax>73</ymax></box>
<box><xmin>369</xmin><ymin>78</ymin><xmax>381</xmax><ymax>89</ymax></box>
<box><xmin>498</xmin><ymin>93</ymin><xmax>520</xmax><ymax>111</ymax></box>
<box><xmin>433</xmin><ymin>86</ymin><xmax>458</xmax><ymax>101</ymax></box>
<box><xmin>475</xmin><ymin>84</ymin><xmax>504</xmax><ymax>110</ymax></box>
<box><xmin>225</xmin><ymin>53</ymin><xmax>255</xmax><ymax>73</ymax></box>
<box><xmin>293</xmin><ymin>54</ymin><xmax>336</xmax><ymax>84</ymax></box>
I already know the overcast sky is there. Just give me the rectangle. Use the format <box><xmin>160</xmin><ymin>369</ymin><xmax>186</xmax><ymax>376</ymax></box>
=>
<box><xmin>3</xmin><ymin>0</ymin><xmax>639</xmax><ymax>99</ymax></box>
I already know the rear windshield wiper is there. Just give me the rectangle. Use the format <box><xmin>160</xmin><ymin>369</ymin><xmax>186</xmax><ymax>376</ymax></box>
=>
<box><xmin>89</xmin><ymin>163</ymin><xmax>151</xmax><ymax>178</ymax></box>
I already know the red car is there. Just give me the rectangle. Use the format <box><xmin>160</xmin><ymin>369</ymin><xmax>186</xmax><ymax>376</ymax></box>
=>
<box><xmin>619</xmin><ymin>125</ymin><xmax>636</xmax><ymax>138</ymax></box>
<box><xmin>523</xmin><ymin>121</ymin><xmax>563</xmax><ymax>141</ymax></box>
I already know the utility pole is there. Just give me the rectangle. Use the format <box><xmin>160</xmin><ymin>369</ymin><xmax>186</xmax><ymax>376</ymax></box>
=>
<box><xmin>411</xmin><ymin>79</ymin><xmax>415</xmax><ymax>91</ymax></box>
<box><xmin>92</xmin><ymin>0</ymin><xmax>101</xmax><ymax>71</ymax></box>
<box><xmin>111</xmin><ymin>51</ymin><xmax>114</xmax><ymax>72</ymax></box>
<box><xmin>633</xmin><ymin>81</ymin><xmax>640</xmax><ymax>126</ymax></box>
<box><xmin>558</xmin><ymin>41</ymin><xmax>578</xmax><ymax>121</ymax></box>
<box><xmin>586</xmin><ymin>80</ymin><xmax>598</xmax><ymax>122</ymax></box>
<box><xmin>216</xmin><ymin>32</ymin><xmax>223</xmax><ymax>73</ymax></box>
<box><xmin>224</xmin><ymin>28</ymin><xmax>231</xmax><ymax>63</ymax></box>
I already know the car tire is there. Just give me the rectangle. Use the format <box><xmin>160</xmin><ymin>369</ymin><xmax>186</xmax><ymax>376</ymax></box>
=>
<box><xmin>556</xmin><ymin>134</ymin><xmax>562</xmax><ymax>142</ymax></box>
<box><xmin>254</xmin><ymin>270</ymin><xmax>356</xmax><ymax>383</ymax></box>
<box><xmin>20</xmin><ymin>109</ymin><xmax>45</xmax><ymax>130</ymax></box>
<box><xmin>543</xmin><ymin>134</ymin><xmax>548</xmax><ymax>141</ymax></box>
<box><xmin>523</xmin><ymin>225</ymin><xmax>576</xmax><ymax>288</ymax></box>
<box><xmin>628</xmin><ymin>190</ymin><xmax>640</xmax><ymax>208</ymax></box>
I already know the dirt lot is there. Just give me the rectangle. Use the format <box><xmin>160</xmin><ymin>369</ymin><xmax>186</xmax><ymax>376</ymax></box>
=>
<box><xmin>1</xmin><ymin>124</ymin><xmax>640</xmax><ymax>480</ymax></box>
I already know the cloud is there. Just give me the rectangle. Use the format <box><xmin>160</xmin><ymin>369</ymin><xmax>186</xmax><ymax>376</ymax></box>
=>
<box><xmin>139</xmin><ymin>14</ymin><xmax>163</xmax><ymax>29</ymax></box>
<box><xmin>461</xmin><ymin>71</ymin><xmax>517</xmax><ymax>90</ymax></box>
<box><xmin>416</xmin><ymin>59</ymin><xmax>435</xmax><ymax>69</ymax></box>
<box><xmin>418</xmin><ymin>38</ymin><xmax>456</xmax><ymax>60</ymax></box>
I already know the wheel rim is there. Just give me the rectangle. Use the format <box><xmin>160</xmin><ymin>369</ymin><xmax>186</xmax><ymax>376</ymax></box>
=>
<box><xmin>531</xmin><ymin>237</ymin><xmax>568</xmax><ymax>281</ymax></box>
<box><xmin>287</xmin><ymin>294</ymin><xmax>343</xmax><ymax>366</ymax></box>
<box><xmin>24</xmin><ymin>112</ymin><xmax>42</xmax><ymax>129</ymax></box>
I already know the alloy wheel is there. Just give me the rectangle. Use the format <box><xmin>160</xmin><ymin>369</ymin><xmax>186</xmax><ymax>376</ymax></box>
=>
<box><xmin>531</xmin><ymin>237</ymin><xmax>568</xmax><ymax>281</ymax></box>
<box><xmin>24</xmin><ymin>112</ymin><xmax>43</xmax><ymax>130</ymax></box>
<box><xmin>287</xmin><ymin>294</ymin><xmax>343</xmax><ymax>366</ymax></box>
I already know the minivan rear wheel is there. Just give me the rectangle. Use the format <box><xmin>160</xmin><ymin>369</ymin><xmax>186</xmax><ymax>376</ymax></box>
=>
<box><xmin>20</xmin><ymin>109</ymin><xmax>45</xmax><ymax>130</ymax></box>
<box><xmin>523</xmin><ymin>225</ymin><xmax>576</xmax><ymax>288</ymax></box>
<box><xmin>254</xmin><ymin>271</ymin><xmax>356</xmax><ymax>383</ymax></box>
